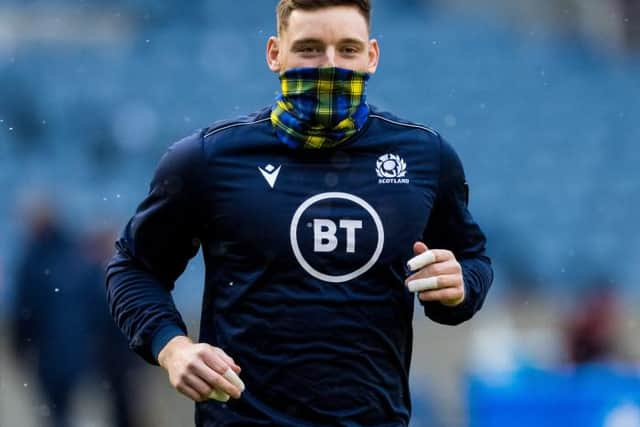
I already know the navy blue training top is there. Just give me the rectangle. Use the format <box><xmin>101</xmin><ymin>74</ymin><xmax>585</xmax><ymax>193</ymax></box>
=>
<box><xmin>106</xmin><ymin>105</ymin><xmax>493</xmax><ymax>427</ymax></box>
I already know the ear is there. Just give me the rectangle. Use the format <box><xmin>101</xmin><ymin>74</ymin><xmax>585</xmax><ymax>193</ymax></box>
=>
<box><xmin>266</xmin><ymin>36</ymin><xmax>281</xmax><ymax>73</ymax></box>
<box><xmin>367</xmin><ymin>39</ymin><xmax>380</xmax><ymax>74</ymax></box>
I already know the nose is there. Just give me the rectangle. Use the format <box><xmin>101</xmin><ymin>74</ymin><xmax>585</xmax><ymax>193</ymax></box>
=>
<box><xmin>323</xmin><ymin>46</ymin><xmax>337</xmax><ymax>67</ymax></box>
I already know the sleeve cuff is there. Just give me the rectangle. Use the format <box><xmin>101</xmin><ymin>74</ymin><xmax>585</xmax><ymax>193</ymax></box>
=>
<box><xmin>422</xmin><ymin>281</ymin><xmax>475</xmax><ymax>325</ymax></box>
<box><xmin>151</xmin><ymin>324</ymin><xmax>187</xmax><ymax>363</ymax></box>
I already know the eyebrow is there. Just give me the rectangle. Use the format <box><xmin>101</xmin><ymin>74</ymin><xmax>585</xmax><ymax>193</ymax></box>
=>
<box><xmin>291</xmin><ymin>38</ymin><xmax>324</xmax><ymax>47</ymax></box>
<box><xmin>291</xmin><ymin>37</ymin><xmax>367</xmax><ymax>48</ymax></box>
<box><xmin>339</xmin><ymin>38</ymin><xmax>367</xmax><ymax>48</ymax></box>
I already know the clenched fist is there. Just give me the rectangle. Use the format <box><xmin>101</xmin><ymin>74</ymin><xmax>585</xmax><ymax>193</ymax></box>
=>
<box><xmin>158</xmin><ymin>336</ymin><xmax>244</xmax><ymax>402</ymax></box>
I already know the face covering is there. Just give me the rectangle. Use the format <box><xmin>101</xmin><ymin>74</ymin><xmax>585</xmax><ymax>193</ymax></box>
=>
<box><xmin>271</xmin><ymin>67</ymin><xmax>370</xmax><ymax>149</ymax></box>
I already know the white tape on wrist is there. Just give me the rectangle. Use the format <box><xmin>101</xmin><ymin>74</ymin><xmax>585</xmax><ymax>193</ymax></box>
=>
<box><xmin>407</xmin><ymin>277</ymin><xmax>439</xmax><ymax>292</ymax></box>
<box><xmin>407</xmin><ymin>251</ymin><xmax>436</xmax><ymax>272</ymax></box>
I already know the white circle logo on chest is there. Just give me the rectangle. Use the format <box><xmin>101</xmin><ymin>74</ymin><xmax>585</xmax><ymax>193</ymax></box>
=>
<box><xmin>290</xmin><ymin>192</ymin><xmax>385</xmax><ymax>283</ymax></box>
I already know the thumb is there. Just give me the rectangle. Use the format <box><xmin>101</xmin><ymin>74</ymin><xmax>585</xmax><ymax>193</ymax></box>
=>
<box><xmin>413</xmin><ymin>241</ymin><xmax>429</xmax><ymax>255</ymax></box>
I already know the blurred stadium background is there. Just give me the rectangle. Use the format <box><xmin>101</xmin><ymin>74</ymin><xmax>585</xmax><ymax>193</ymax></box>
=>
<box><xmin>1</xmin><ymin>0</ymin><xmax>639</xmax><ymax>426</ymax></box>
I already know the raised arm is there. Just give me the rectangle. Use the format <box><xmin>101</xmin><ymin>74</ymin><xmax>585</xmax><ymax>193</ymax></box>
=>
<box><xmin>411</xmin><ymin>137</ymin><xmax>493</xmax><ymax>325</ymax></box>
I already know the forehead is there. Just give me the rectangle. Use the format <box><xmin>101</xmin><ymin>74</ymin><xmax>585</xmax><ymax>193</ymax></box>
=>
<box><xmin>284</xmin><ymin>6</ymin><xmax>369</xmax><ymax>41</ymax></box>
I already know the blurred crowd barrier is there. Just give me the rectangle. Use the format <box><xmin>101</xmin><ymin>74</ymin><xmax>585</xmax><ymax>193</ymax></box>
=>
<box><xmin>1</xmin><ymin>1</ymin><xmax>639</xmax><ymax>426</ymax></box>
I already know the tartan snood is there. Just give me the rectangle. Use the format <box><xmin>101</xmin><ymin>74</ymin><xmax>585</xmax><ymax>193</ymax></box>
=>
<box><xmin>271</xmin><ymin>67</ymin><xmax>370</xmax><ymax>149</ymax></box>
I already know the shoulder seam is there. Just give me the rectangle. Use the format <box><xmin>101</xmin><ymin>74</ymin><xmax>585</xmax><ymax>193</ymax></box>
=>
<box><xmin>203</xmin><ymin>117</ymin><xmax>271</xmax><ymax>139</ymax></box>
<box><xmin>369</xmin><ymin>114</ymin><xmax>439</xmax><ymax>137</ymax></box>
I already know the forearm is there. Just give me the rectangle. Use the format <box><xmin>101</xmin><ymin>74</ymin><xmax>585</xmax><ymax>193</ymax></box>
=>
<box><xmin>106</xmin><ymin>247</ymin><xmax>188</xmax><ymax>365</ymax></box>
<box><xmin>422</xmin><ymin>255</ymin><xmax>493</xmax><ymax>325</ymax></box>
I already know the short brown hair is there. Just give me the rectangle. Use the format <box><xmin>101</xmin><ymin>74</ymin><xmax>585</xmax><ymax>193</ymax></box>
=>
<box><xmin>277</xmin><ymin>0</ymin><xmax>372</xmax><ymax>34</ymax></box>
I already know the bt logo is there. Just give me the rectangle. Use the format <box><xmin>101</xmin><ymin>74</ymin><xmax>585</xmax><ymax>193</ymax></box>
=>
<box><xmin>290</xmin><ymin>192</ymin><xmax>384</xmax><ymax>283</ymax></box>
<box><xmin>313</xmin><ymin>219</ymin><xmax>362</xmax><ymax>253</ymax></box>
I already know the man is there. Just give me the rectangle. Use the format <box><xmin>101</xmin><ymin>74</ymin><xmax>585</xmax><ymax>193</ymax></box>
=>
<box><xmin>11</xmin><ymin>200</ymin><xmax>93</xmax><ymax>427</ymax></box>
<box><xmin>106</xmin><ymin>1</ymin><xmax>493</xmax><ymax>425</ymax></box>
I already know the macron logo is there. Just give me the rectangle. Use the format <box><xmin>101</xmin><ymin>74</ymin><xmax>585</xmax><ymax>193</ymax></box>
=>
<box><xmin>258</xmin><ymin>164</ymin><xmax>281</xmax><ymax>189</ymax></box>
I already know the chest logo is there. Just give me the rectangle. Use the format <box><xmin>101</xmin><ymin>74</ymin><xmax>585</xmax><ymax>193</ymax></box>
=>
<box><xmin>376</xmin><ymin>154</ymin><xmax>409</xmax><ymax>184</ymax></box>
<box><xmin>290</xmin><ymin>192</ymin><xmax>384</xmax><ymax>283</ymax></box>
<box><xmin>258</xmin><ymin>164</ymin><xmax>281</xmax><ymax>189</ymax></box>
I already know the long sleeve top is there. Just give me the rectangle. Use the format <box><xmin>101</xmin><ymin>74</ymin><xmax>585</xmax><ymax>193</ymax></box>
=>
<box><xmin>106</xmin><ymin>105</ymin><xmax>493</xmax><ymax>427</ymax></box>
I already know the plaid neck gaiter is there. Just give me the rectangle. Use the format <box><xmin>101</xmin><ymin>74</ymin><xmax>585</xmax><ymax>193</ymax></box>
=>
<box><xmin>271</xmin><ymin>67</ymin><xmax>370</xmax><ymax>149</ymax></box>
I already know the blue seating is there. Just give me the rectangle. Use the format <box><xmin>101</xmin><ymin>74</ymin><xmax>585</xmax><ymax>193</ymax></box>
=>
<box><xmin>1</xmin><ymin>1</ymin><xmax>639</xmax><ymax>298</ymax></box>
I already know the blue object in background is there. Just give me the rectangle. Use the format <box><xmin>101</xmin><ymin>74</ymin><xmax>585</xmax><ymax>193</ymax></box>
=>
<box><xmin>468</xmin><ymin>364</ymin><xmax>640</xmax><ymax>427</ymax></box>
<box><xmin>1</xmin><ymin>1</ymin><xmax>640</xmax><ymax>311</ymax></box>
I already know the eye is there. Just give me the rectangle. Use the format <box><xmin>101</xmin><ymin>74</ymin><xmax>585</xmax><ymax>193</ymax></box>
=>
<box><xmin>295</xmin><ymin>45</ymin><xmax>322</xmax><ymax>55</ymax></box>
<box><xmin>341</xmin><ymin>45</ymin><xmax>360</xmax><ymax>55</ymax></box>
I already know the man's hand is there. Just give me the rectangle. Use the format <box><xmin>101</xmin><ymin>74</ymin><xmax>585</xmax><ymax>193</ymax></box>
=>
<box><xmin>157</xmin><ymin>336</ymin><xmax>244</xmax><ymax>402</ymax></box>
<box><xmin>405</xmin><ymin>242</ymin><xmax>465</xmax><ymax>307</ymax></box>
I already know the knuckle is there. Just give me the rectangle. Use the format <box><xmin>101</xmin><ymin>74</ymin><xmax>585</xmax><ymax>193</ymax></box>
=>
<box><xmin>195</xmin><ymin>346</ymin><xmax>209</xmax><ymax>358</ymax></box>
<box><xmin>215</xmin><ymin>348</ymin><xmax>231</xmax><ymax>360</ymax></box>
<box><xmin>177</xmin><ymin>372</ymin><xmax>189</xmax><ymax>385</ymax></box>
<box><xmin>219</xmin><ymin>349</ymin><xmax>234</xmax><ymax>362</ymax></box>
<box><xmin>204</xmin><ymin>371</ymin><xmax>219</xmax><ymax>385</ymax></box>
<box><xmin>432</xmin><ymin>264</ymin><xmax>445</xmax><ymax>276</ymax></box>
<box><xmin>213</xmin><ymin>375</ymin><xmax>226</xmax><ymax>388</ymax></box>
<box><xmin>208</xmin><ymin>357</ymin><xmax>224</xmax><ymax>372</ymax></box>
